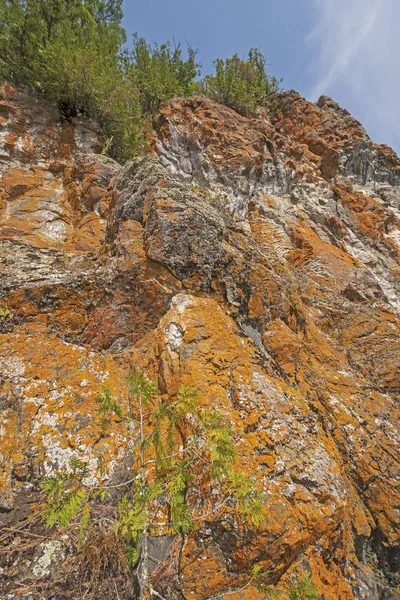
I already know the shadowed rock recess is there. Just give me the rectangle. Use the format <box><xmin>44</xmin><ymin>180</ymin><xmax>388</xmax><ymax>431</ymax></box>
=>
<box><xmin>0</xmin><ymin>82</ymin><xmax>399</xmax><ymax>599</ymax></box>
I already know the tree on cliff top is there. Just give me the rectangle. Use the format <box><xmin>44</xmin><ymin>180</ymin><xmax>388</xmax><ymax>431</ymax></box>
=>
<box><xmin>0</xmin><ymin>0</ymin><xmax>200</xmax><ymax>160</ymax></box>
<box><xmin>41</xmin><ymin>369</ymin><xmax>266</xmax><ymax>599</ymax></box>
<box><xmin>0</xmin><ymin>1</ymin><xmax>125</xmax><ymax>85</ymax></box>
<box><xmin>0</xmin><ymin>1</ymin><xmax>280</xmax><ymax>161</ymax></box>
<box><xmin>200</xmin><ymin>48</ymin><xmax>281</xmax><ymax>116</ymax></box>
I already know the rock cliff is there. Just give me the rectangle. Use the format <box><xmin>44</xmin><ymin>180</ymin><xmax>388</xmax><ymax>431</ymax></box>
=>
<box><xmin>0</xmin><ymin>81</ymin><xmax>399</xmax><ymax>599</ymax></box>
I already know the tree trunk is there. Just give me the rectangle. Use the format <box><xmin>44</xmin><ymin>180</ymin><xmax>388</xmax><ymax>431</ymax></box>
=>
<box><xmin>138</xmin><ymin>393</ymin><xmax>150</xmax><ymax>598</ymax></box>
<box><xmin>139</xmin><ymin>526</ymin><xmax>150</xmax><ymax>598</ymax></box>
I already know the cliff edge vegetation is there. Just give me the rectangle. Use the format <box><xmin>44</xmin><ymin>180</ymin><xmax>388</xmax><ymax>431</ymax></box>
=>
<box><xmin>0</xmin><ymin>0</ymin><xmax>280</xmax><ymax>161</ymax></box>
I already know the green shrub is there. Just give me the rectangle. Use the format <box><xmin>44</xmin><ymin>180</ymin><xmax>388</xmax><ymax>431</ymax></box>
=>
<box><xmin>130</xmin><ymin>34</ymin><xmax>200</xmax><ymax>115</ymax></box>
<box><xmin>0</xmin><ymin>1</ymin><xmax>126</xmax><ymax>88</ymax></box>
<box><xmin>0</xmin><ymin>3</ymin><xmax>281</xmax><ymax>160</ymax></box>
<box><xmin>288</xmin><ymin>571</ymin><xmax>318</xmax><ymax>600</ymax></box>
<box><xmin>201</xmin><ymin>48</ymin><xmax>281</xmax><ymax>116</ymax></box>
<box><xmin>41</xmin><ymin>369</ymin><xmax>265</xmax><ymax>598</ymax></box>
<box><xmin>0</xmin><ymin>1</ymin><xmax>199</xmax><ymax>161</ymax></box>
<box><xmin>0</xmin><ymin>0</ymin><xmax>140</xmax><ymax>159</ymax></box>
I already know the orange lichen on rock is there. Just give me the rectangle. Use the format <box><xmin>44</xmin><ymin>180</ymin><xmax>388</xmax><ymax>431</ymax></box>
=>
<box><xmin>334</xmin><ymin>184</ymin><xmax>392</xmax><ymax>244</ymax></box>
<box><xmin>0</xmin><ymin>322</ymin><xmax>130</xmax><ymax>507</ymax></box>
<box><xmin>155</xmin><ymin>96</ymin><xmax>274</xmax><ymax>172</ymax></box>
<box><xmin>273</xmin><ymin>92</ymin><xmax>400</xmax><ymax>184</ymax></box>
<box><xmin>128</xmin><ymin>294</ymin><xmax>395</xmax><ymax>598</ymax></box>
<box><xmin>1</xmin><ymin>83</ymin><xmax>399</xmax><ymax>600</ymax></box>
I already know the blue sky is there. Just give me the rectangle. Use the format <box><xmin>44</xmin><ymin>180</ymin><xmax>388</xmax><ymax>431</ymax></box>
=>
<box><xmin>123</xmin><ymin>0</ymin><xmax>399</xmax><ymax>154</ymax></box>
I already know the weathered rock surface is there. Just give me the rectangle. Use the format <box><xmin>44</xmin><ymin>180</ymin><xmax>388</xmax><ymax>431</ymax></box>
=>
<box><xmin>1</xmin><ymin>83</ymin><xmax>399</xmax><ymax>599</ymax></box>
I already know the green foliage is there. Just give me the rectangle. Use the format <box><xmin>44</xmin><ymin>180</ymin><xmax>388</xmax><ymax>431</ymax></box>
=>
<box><xmin>130</xmin><ymin>34</ymin><xmax>200</xmax><ymax>115</ymax></box>
<box><xmin>41</xmin><ymin>369</ymin><xmax>265</xmax><ymax>593</ymax></box>
<box><xmin>228</xmin><ymin>472</ymin><xmax>264</xmax><ymax>527</ymax></box>
<box><xmin>41</xmin><ymin>456</ymin><xmax>91</xmax><ymax>529</ymax></box>
<box><xmin>0</xmin><ymin>3</ymin><xmax>282</xmax><ymax>160</ymax></box>
<box><xmin>96</xmin><ymin>385</ymin><xmax>124</xmax><ymax>420</ymax></box>
<box><xmin>0</xmin><ymin>0</ymin><xmax>138</xmax><ymax>160</ymax></box>
<box><xmin>127</xmin><ymin>366</ymin><xmax>159</xmax><ymax>406</ymax></box>
<box><xmin>201</xmin><ymin>48</ymin><xmax>281</xmax><ymax>116</ymax></box>
<box><xmin>288</xmin><ymin>572</ymin><xmax>318</xmax><ymax>600</ymax></box>
<box><xmin>0</xmin><ymin>1</ymin><xmax>125</xmax><ymax>89</ymax></box>
<box><xmin>251</xmin><ymin>563</ymin><xmax>275</xmax><ymax>596</ymax></box>
<box><xmin>0</xmin><ymin>307</ymin><xmax>13</xmax><ymax>318</ymax></box>
<box><xmin>116</xmin><ymin>491</ymin><xmax>148</xmax><ymax>566</ymax></box>
<box><xmin>0</xmin><ymin>1</ymin><xmax>199</xmax><ymax>161</ymax></box>
<box><xmin>101</xmin><ymin>135</ymin><xmax>114</xmax><ymax>155</ymax></box>
<box><xmin>203</xmin><ymin>410</ymin><xmax>236</xmax><ymax>479</ymax></box>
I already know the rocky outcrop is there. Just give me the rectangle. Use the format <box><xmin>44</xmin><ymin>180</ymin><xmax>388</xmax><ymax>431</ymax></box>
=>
<box><xmin>0</xmin><ymin>83</ymin><xmax>399</xmax><ymax>599</ymax></box>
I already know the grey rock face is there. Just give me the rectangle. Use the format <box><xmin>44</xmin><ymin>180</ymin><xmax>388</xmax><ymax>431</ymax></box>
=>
<box><xmin>154</xmin><ymin>97</ymin><xmax>298</xmax><ymax>222</ymax></box>
<box><xmin>340</xmin><ymin>140</ymin><xmax>400</xmax><ymax>186</ymax></box>
<box><xmin>157</xmin><ymin>131</ymin><xmax>297</xmax><ymax>221</ymax></box>
<box><xmin>0</xmin><ymin>83</ymin><xmax>102</xmax><ymax>175</ymax></box>
<box><xmin>109</xmin><ymin>157</ymin><xmax>225</xmax><ymax>284</ymax></box>
<box><xmin>154</xmin><ymin>96</ymin><xmax>400</xmax><ymax>316</ymax></box>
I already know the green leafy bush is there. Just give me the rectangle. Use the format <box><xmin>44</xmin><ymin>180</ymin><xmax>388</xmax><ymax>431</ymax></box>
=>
<box><xmin>0</xmin><ymin>0</ymin><xmax>138</xmax><ymax>159</ymax></box>
<box><xmin>41</xmin><ymin>369</ymin><xmax>264</xmax><ymax>598</ymax></box>
<box><xmin>0</xmin><ymin>1</ymin><xmax>125</xmax><ymax>89</ymax></box>
<box><xmin>288</xmin><ymin>571</ymin><xmax>318</xmax><ymax>600</ymax></box>
<box><xmin>0</xmin><ymin>3</ymin><xmax>281</xmax><ymax>161</ymax></box>
<box><xmin>130</xmin><ymin>34</ymin><xmax>200</xmax><ymax>115</ymax></box>
<box><xmin>201</xmin><ymin>48</ymin><xmax>281</xmax><ymax>116</ymax></box>
<box><xmin>0</xmin><ymin>1</ymin><xmax>199</xmax><ymax>160</ymax></box>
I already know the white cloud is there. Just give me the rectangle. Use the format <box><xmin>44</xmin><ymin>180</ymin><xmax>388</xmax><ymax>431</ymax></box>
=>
<box><xmin>307</xmin><ymin>0</ymin><xmax>400</xmax><ymax>153</ymax></box>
